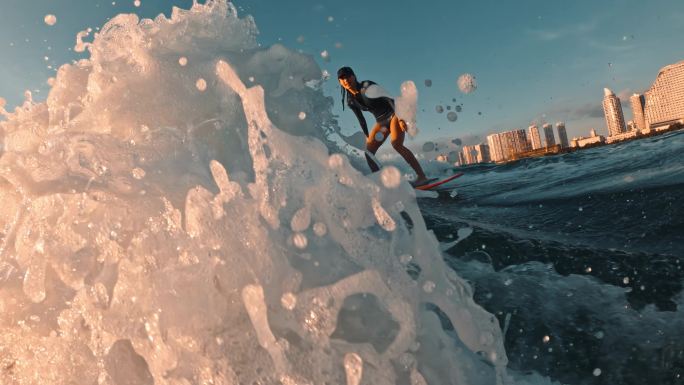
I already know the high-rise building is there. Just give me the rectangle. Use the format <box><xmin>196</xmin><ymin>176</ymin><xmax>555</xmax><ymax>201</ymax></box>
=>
<box><xmin>487</xmin><ymin>133</ymin><xmax>506</xmax><ymax>162</ymax></box>
<box><xmin>528</xmin><ymin>125</ymin><xmax>542</xmax><ymax>150</ymax></box>
<box><xmin>486</xmin><ymin>129</ymin><xmax>530</xmax><ymax>162</ymax></box>
<box><xmin>556</xmin><ymin>122</ymin><xmax>569</xmax><ymax>148</ymax></box>
<box><xmin>461</xmin><ymin>144</ymin><xmax>490</xmax><ymax>165</ymax></box>
<box><xmin>630</xmin><ymin>93</ymin><xmax>647</xmax><ymax>130</ymax></box>
<box><xmin>474</xmin><ymin>143</ymin><xmax>491</xmax><ymax>163</ymax></box>
<box><xmin>643</xmin><ymin>60</ymin><xmax>684</xmax><ymax>128</ymax></box>
<box><xmin>602</xmin><ymin>88</ymin><xmax>627</xmax><ymax>136</ymax></box>
<box><xmin>462</xmin><ymin>145</ymin><xmax>479</xmax><ymax>165</ymax></box>
<box><xmin>542</xmin><ymin>123</ymin><xmax>556</xmax><ymax>147</ymax></box>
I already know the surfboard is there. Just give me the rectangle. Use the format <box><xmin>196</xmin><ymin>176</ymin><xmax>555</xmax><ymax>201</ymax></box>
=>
<box><xmin>363</xmin><ymin>150</ymin><xmax>463</xmax><ymax>191</ymax></box>
<box><xmin>414</xmin><ymin>172</ymin><xmax>464</xmax><ymax>191</ymax></box>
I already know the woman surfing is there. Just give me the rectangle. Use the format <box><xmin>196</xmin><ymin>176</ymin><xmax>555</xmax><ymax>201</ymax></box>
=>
<box><xmin>337</xmin><ymin>66</ymin><xmax>431</xmax><ymax>187</ymax></box>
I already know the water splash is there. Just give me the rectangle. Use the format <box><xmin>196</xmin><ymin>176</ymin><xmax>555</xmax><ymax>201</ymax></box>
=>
<box><xmin>0</xmin><ymin>1</ymin><xmax>520</xmax><ymax>384</ymax></box>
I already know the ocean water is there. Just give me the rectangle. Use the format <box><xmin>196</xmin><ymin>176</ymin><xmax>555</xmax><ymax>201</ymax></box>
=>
<box><xmin>420</xmin><ymin>131</ymin><xmax>684</xmax><ymax>384</ymax></box>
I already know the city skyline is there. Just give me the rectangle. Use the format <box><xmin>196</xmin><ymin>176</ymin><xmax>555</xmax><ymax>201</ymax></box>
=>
<box><xmin>446</xmin><ymin>58</ymin><xmax>684</xmax><ymax>165</ymax></box>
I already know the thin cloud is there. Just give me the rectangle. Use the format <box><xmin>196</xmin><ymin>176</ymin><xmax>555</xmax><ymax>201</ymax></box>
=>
<box><xmin>545</xmin><ymin>101</ymin><xmax>603</xmax><ymax>120</ymax></box>
<box><xmin>587</xmin><ymin>39</ymin><xmax>636</xmax><ymax>53</ymax></box>
<box><xmin>617</xmin><ymin>88</ymin><xmax>637</xmax><ymax>100</ymax></box>
<box><xmin>574</xmin><ymin>103</ymin><xmax>605</xmax><ymax>119</ymax></box>
<box><xmin>546</xmin><ymin>94</ymin><xmax>632</xmax><ymax>122</ymax></box>
<box><xmin>527</xmin><ymin>30</ymin><xmax>562</xmax><ymax>42</ymax></box>
<box><xmin>526</xmin><ymin>19</ymin><xmax>600</xmax><ymax>42</ymax></box>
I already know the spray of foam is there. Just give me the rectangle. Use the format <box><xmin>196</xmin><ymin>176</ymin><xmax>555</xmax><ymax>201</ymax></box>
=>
<box><xmin>0</xmin><ymin>1</ymin><xmax>532</xmax><ymax>384</ymax></box>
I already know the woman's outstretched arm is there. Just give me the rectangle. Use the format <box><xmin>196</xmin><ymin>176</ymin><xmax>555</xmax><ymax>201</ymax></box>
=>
<box><xmin>350</xmin><ymin>105</ymin><xmax>369</xmax><ymax>137</ymax></box>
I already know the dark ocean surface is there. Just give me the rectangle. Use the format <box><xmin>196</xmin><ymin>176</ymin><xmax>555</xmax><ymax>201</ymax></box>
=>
<box><xmin>420</xmin><ymin>130</ymin><xmax>684</xmax><ymax>384</ymax></box>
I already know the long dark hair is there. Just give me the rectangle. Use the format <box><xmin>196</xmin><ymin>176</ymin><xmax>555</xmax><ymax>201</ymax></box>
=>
<box><xmin>341</xmin><ymin>86</ymin><xmax>347</xmax><ymax>110</ymax></box>
<box><xmin>337</xmin><ymin>66</ymin><xmax>356</xmax><ymax>111</ymax></box>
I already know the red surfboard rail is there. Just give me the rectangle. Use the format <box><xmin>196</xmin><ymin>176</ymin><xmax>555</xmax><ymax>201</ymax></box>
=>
<box><xmin>414</xmin><ymin>172</ymin><xmax>464</xmax><ymax>190</ymax></box>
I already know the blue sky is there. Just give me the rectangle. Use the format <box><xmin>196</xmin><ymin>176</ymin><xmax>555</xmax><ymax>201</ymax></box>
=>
<box><xmin>1</xmin><ymin>0</ymin><xmax>683</xmax><ymax>142</ymax></box>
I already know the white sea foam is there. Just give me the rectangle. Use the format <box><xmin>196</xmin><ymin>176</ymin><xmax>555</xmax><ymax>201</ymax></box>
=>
<box><xmin>0</xmin><ymin>1</ymin><xmax>525</xmax><ymax>384</ymax></box>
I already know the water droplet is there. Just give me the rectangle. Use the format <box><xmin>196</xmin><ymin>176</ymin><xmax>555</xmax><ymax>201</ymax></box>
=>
<box><xmin>457</xmin><ymin>73</ymin><xmax>477</xmax><ymax>94</ymax></box>
<box><xmin>320</xmin><ymin>50</ymin><xmax>330</xmax><ymax>62</ymax></box>
<box><xmin>44</xmin><ymin>14</ymin><xmax>57</xmax><ymax>26</ymax></box>
<box><xmin>290</xmin><ymin>207</ymin><xmax>311</xmax><ymax>232</ymax></box>
<box><xmin>131</xmin><ymin>167</ymin><xmax>146</xmax><ymax>179</ymax></box>
<box><xmin>399</xmin><ymin>254</ymin><xmax>413</xmax><ymax>264</ymax></box>
<box><xmin>195</xmin><ymin>78</ymin><xmax>207</xmax><ymax>91</ymax></box>
<box><xmin>281</xmin><ymin>292</ymin><xmax>297</xmax><ymax>310</ymax></box>
<box><xmin>313</xmin><ymin>222</ymin><xmax>327</xmax><ymax>237</ymax></box>
<box><xmin>293</xmin><ymin>233</ymin><xmax>308</xmax><ymax>249</ymax></box>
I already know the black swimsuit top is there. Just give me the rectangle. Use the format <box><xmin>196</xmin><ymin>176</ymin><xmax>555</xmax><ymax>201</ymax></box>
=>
<box><xmin>346</xmin><ymin>80</ymin><xmax>395</xmax><ymax>121</ymax></box>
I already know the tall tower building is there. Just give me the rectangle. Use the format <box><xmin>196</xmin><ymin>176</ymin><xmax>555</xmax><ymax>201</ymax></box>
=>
<box><xmin>602</xmin><ymin>88</ymin><xmax>627</xmax><ymax>136</ymax></box>
<box><xmin>643</xmin><ymin>60</ymin><xmax>684</xmax><ymax>128</ymax></box>
<box><xmin>475</xmin><ymin>143</ymin><xmax>491</xmax><ymax>163</ymax></box>
<box><xmin>630</xmin><ymin>93</ymin><xmax>647</xmax><ymax>130</ymax></box>
<box><xmin>506</xmin><ymin>129</ymin><xmax>531</xmax><ymax>155</ymax></box>
<box><xmin>462</xmin><ymin>145</ymin><xmax>479</xmax><ymax>165</ymax></box>
<box><xmin>486</xmin><ymin>129</ymin><xmax>530</xmax><ymax>162</ymax></box>
<box><xmin>556</xmin><ymin>122</ymin><xmax>569</xmax><ymax>148</ymax></box>
<box><xmin>542</xmin><ymin>123</ymin><xmax>556</xmax><ymax>147</ymax></box>
<box><xmin>486</xmin><ymin>133</ymin><xmax>506</xmax><ymax>163</ymax></box>
<box><xmin>528</xmin><ymin>125</ymin><xmax>542</xmax><ymax>150</ymax></box>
